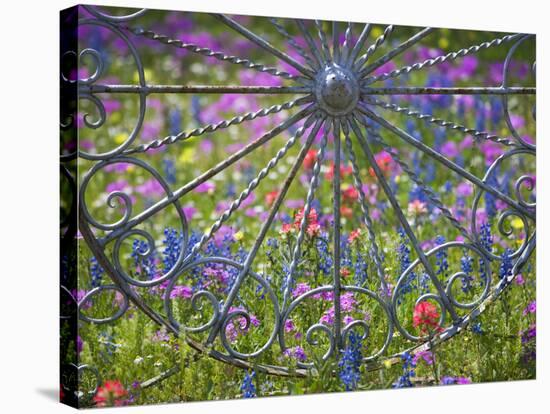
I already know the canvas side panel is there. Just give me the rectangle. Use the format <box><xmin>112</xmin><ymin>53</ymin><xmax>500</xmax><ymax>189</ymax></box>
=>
<box><xmin>60</xmin><ymin>4</ymin><xmax>80</xmax><ymax>409</ymax></box>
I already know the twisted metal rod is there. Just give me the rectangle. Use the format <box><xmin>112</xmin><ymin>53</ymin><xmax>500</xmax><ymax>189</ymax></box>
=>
<box><xmin>314</xmin><ymin>20</ymin><xmax>332</xmax><ymax>62</ymax></box>
<box><xmin>296</xmin><ymin>19</ymin><xmax>325</xmax><ymax>69</ymax></box>
<box><xmin>353</xmin><ymin>25</ymin><xmax>394</xmax><ymax>71</ymax></box>
<box><xmin>348</xmin><ymin>115</ymin><xmax>461</xmax><ymax>322</ymax></box>
<box><xmin>212</xmin><ymin>14</ymin><xmax>315</xmax><ymax>78</ymax></box>
<box><xmin>282</xmin><ymin>119</ymin><xmax>331</xmax><ymax>310</ymax></box>
<box><xmin>364</xmin><ymin>97</ymin><xmax>516</xmax><ymax>147</ymax></box>
<box><xmin>340</xmin><ymin>22</ymin><xmax>353</xmax><ymax>65</ymax></box>
<box><xmin>100</xmin><ymin>106</ymin><xmax>316</xmax><ymax>245</ymax></box>
<box><xmin>357</xmin><ymin>104</ymin><xmax>535</xmax><ymax>221</ymax></box>
<box><xmin>124</xmin><ymin>96</ymin><xmax>312</xmax><ymax>155</ymax></box>
<box><xmin>117</xmin><ymin>23</ymin><xmax>307</xmax><ymax>82</ymax></box>
<box><xmin>357</xmin><ymin>116</ymin><xmax>472</xmax><ymax>241</ymax></box>
<box><xmin>341</xmin><ymin>120</ymin><xmax>388</xmax><ymax>294</ymax></box>
<box><xmin>269</xmin><ymin>17</ymin><xmax>318</xmax><ymax>70</ymax></box>
<box><xmin>363</xmin><ymin>33</ymin><xmax>521</xmax><ymax>84</ymax></box>
<box><xmin>205</xmin><ymin>115</ymin><xmax>325</xmax><ymax>344</ymax></box>
<box><xmin>347</xmin><ymin>23</ymin><xmax>372</xmax><ymax>68</ymax></box>
<box><xmin>360</xmin><ymin>27</ymin><xmax>435</xmax><ymax>76</ymax></box>
<box><xmin>189</xmin><ymin>114</ymin><xmax>317</xmax><ymax>256</ymax></box>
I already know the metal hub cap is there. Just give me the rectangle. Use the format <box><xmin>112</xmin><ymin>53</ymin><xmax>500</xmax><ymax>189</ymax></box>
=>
<box><xmin>316</xmin><ymin>64</ymin><xmax>359</xmax><ymax>116</ymax></box>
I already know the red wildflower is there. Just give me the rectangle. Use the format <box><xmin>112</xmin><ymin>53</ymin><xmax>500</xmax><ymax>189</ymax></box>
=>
<box><xmin>294</xmin><ymin>207</ymin><xmax>318</xmax><ymax>225</ymax></box>
<box><xmin>295</xmin><ymin>208</ymin><xmax>320</xmax><ymax>237</ymax></box>
<box><xmin>93</xmin><ymin>380</ymin><xmax>128</xmax><ymax>407</ymax></box>
<box><xmin>413</xmin><ymin>301</ymin><xmax>442</xmax><ymax>334</ymax></box>
<box><xmin>340</xmin><ymin>267</ymin><xmax>351</xmax><ymax>278</ymax></box>
<box><xmin>325</xmin><ymin>162</ymin><xmax>353</xmax><ymax>180</ymax></box>
<box><xmin>368</xmin><ymin>152</ymin><xmax>393</xmax><ymax>177</ymax></box>
<box><xmin>303</xmin><ymin>149</ymin><xmax>317</xmax><ymax>170</ymax></box>
<box><xmin>280</xmin><ymin>223</ymin><xmax>295</xmax><ymax>234</ymax></box>
<box><xmin>348</xmin><ymin>228</ymin><xmax>361</xmax><ymax>243</ymax></box>
<box><xmin>265</xmin><ymin>190</ymin><xmax>279</xmax><ymax>205</ymax></box>
<box><xmin>281</xmin><ymin>208</ymin><xmax>321</xmax><ymax>237</ymax></box>
<box><xmin>342</xmin><ymin>186</ymin><xmax>359</xmax><ymax>203</ymax></box>
<box><xmin>340</xmin><ymin>205</ymin><xmax>353</xmax><ymax>218</ymax></box>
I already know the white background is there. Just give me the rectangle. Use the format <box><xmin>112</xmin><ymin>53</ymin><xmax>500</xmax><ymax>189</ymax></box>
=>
<box><xmin>0</xmin><ymin>0</ymin><xmax>547</xmax><ymax>412</ymax></box>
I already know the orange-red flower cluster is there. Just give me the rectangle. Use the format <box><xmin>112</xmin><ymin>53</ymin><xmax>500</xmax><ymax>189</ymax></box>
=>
<box><xmin>368</xmin><ymin>152</ymin><xmax>393</xmax><ymax>177</ymax></box>
<box><xmin>412</xmin><ymin>301</ymin><xmax>442</xmax><ymax>334</ymax></box>
<box><xmin>281</xmin><ymin>208</ymin><xmax>321</xmax><ymax>237</ymax></box>
<box><xmin>93</xmin><ymin>380</ymin><xmax>128</xmax><ymax>407</ymax></box>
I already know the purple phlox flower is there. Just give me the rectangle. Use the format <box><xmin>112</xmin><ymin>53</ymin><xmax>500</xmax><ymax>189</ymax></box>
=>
<box><xmin>199</xmin><ymin>139</ymin><xmax>213</xmax><ymax>154</ymax></box>
<box><xmin>212</xmin><ymin>225</ymin><xmax>235</xmax><ymax>246</ymax></box>
<box><xmin>440</xmin><ymin>141</ymin><xmax>458</xmax><ymax>158</ymax></box>
<box><xmin>225</xmin><ymin>306</ymin><xmax>260</xmax><ymax>342</ymax></box>
<box><xmin>181</xmin><ymin>204</ymin><xmax>197</xmax><ymax>221</ymax></box>
<box><xmin>194</xmin><ymin>181</ymin><xmax>215</xmax><ymax>193</ymax></box>
<box><xmin>239</xmin><ymin>70</ymin><xmax>283</xmax><ymax>87</ymax></box>
<box><xmin>106</xmin><ymin>179</ymin><xmax>131</xmax><ymax>194</ymax></box>
<box><xmin>152</xmin><ymin>329</ymin><xmax>170</xmax><ymax>343</ymax></box>
<box><xmin>283</xmin><ymin>346</ymin><xmax>307</xmax><ymax>361</ymax></box>
<box><xmin>459</xmin><ymin>134</ymin><xmax>474</xmax><ymax>150</ymax></box>
<box><xmin>285</xmin><ymin>199</ymin><xmax>305</xmax><ymax>209</ymax></box>
<box><xmin>412</xmin><ymin>350</ymin><xmax>434</xmax><ymax>366</ymax></box>
<box><xmin>514</xmin><ymin>274</ymin><xmax>525</xmax><ymax>286</ymax></box>
<box><xmin>77</xmin><ymin>335</ymin><xmax>83</xmax><ymax>355</ymax></box>
<box><xmin>456</xmin><ymin>182</ymin><xmax>473</xmax><ymax>198</ymax></box>
<box><xmin>104</xmin><ymin>162</ymin><xmax>133</xmax><ymax>173</ymax></box>
<box><xmin>520</xmin><ymin>323</ymin><xmax>536</xmax><ymax>344</ymax></box>
<box><xmin>135</xmin><ymin>178</ymin><xmax>164</xmax><ymax>197</ymax></box>
<box><xmin>523</xmin><ymin>300</ymin><xmax>536</xmax><ymax>316</ymax></box>
<box><xmin>292</xmin><ymin>282</ymin><xmax>311</xmax><ymax>298</ymax></box>
<box><xmin>284</xmin><ymin>319</ymin><xmax>295</xmax><ymax>333</ymax></box>
<box><xmin>203</xmin><ymin>266</ymin><xmax>231</xmax><ymax>285</ymax></box>
<box><xmin>169</xmin><ymin>285</ymin><xmax>193</xmax><ymax>299</ymax></box>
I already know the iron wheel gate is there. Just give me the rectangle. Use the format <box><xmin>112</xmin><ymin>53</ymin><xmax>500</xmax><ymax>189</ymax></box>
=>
<box><xmin>60</xmin><ymin>4</ymin><xmax>536</xmax><ymax>402</ymax></box>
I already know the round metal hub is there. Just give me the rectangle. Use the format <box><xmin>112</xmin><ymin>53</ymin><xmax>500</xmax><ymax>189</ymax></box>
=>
<box><xmin>315</xmin><ymin>64</ymin><xmax>359</xmax><ymax>116</ymax></box>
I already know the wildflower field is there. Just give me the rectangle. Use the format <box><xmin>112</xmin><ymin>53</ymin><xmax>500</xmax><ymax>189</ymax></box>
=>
<box><xmin>60</xmin><ymin>7</ymin><xmax>536</xmax><ymax>408</ymax></box>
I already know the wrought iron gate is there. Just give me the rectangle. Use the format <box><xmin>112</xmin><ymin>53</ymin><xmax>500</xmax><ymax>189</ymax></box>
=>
<box><xmin>60</xmin><ymin>4</ymin><xmax>536</xmax><ymax>402</ymax></box>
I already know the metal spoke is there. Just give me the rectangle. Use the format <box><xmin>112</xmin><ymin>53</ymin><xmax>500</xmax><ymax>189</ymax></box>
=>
<box><xmin>340</xmin><ymin>22</ymin><xmax>353</xmax><ymax>65</ymax></box>
<box><xmin>363</xmin><ymin>33</ymin><xmax>521</xmax><ymax>84</ymax></box>
<box><xmin>124</xmin><ymin>96</ymin><xmax>313</xmax><ymax>155</ymax></box>
<box><xmin>348</xmin><ymin>116</ymin><xmax>460</xmax><ymax>322</ymax></box>
<box><xmin>341</xmin><ymin>120</ymin><xmax>388</xmax><ymax>294</ymax></box>
<box><xmin>296</xmin><ymin>19</ymin><xmax>325</xmax><ymax>69</ymax></box>
<box><xmin>212</xmin><ymin>14</ymin><xmax>315</xmax><ymax>78</ymax></box>
<box><xmin>282</xmin><ymin>120</ymin><xmax>331</xmax><ymax>310</ymax></box>
<box><xmin>188</xmin><ymin>114</ymin><xmax>318</xmax><ymax>256</ymax></box>
<box><xmin>100</xmin><ymin>106</ymin><xmax>316</xmax><ymax>245</ymax></box>
<box><xmin>314</xmin><ymin>20</ymin><xmax>332</xmax><ymax>62</ymax></box>
<box><xmin>206</xmin><ymin>116</ymin><xmax>325</xmax><ymax>344</ymax></box>
<box><xmin>83</xmin><ymin>84</ymin><xmax>312</xmax><ymax>94</ymax></box>
<box><xmin>356</xmin><ymin>115</ymin><xmax>472</xmax><ymax>241</ymax></box>
<box><xmin>364</xmin><ymin>97</ymin><xmax>516</xmax><ymax>147</ymax></box>
<box><xmin>361</xmin><ymin>86</ymin><xmax>535</xmax><ymax>95</ymax></box>
<box><xmin>360</xmin><ymin>27</ymin><xmax>435</xmax><ymax>77</ymax></box>
<box><xmin>269</xmin><ymin>17</ymin><xmax>319</xmax><ymax>70</ymax></box>
<box><xmin>346</xmin><ymin>23</ymin><xmax>372</xmax><ymax>68</ymax></box>
<box><xmin>332</xmin><ymin>119</ymin><xmax>342</xmax><ymax>349</ymax></box>
<box><xmin>358</xmin><ymin>104</ymin><xmax>535</xmax><ymax>221</ymax></box>
<box><xmin>353</xmin><ymin>25</ymin><xmax>394</xmax><ymax>71</ymax></box>
<box><xmin>119</xmin><ymin>23</ymin><xmax>307</xmax><ymax>82</ymax></box>
<box><xmin>332</xmin><ymin>21</ymin><xmax>341</xmax><ymax>63</ymax></box>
